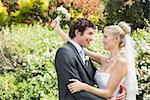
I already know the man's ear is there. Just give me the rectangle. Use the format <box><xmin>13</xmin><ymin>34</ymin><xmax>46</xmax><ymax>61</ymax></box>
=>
<box><xmin>75</xmin><ymin>29</ymin><xmax>80</xmax><ymax>36</ymax></box>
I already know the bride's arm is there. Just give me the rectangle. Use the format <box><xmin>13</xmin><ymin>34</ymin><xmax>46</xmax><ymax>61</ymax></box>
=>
<box><xmin>84</xmin><ymin>49</ymin><xmax>107</xmax><ymax>64</ymax></box>
<box><xmin>51</xmin><ymin>17</ymin><xmax>71</xmax><ymax>42</ymax></box>
<box><xmin>68</xmin><ymin>59</ymin><xmax>127</xmax><ymax>98</ymax></box>
<box><xmin>54</xmin><ymin>27</ymin><xmax>71</xmax><ymax>41</ymax></box>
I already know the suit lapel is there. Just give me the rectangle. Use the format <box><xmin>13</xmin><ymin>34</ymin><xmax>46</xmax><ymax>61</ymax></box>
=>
<box><xmin>67</xmin><ymin>42</ymin><xmax>93</xmax><ymax>80</ymax></box>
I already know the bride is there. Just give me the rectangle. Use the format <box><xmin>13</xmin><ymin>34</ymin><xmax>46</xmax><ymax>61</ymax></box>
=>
<box><xmin>51</xmin><ymin>18</ymin><xmax>138</xmax><ymax>100</ymax></box>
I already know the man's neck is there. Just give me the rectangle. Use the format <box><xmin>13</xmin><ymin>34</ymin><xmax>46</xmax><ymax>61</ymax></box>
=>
<box><xmin>71</xmin><ymin>38</ymin><xmax>82</xmax><ymax>47</ymax></box>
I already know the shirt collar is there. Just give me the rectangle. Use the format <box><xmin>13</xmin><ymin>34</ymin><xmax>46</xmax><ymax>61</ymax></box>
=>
<box><xmin>69</xmin><ymin>40</ymin><xmax>83</xmax><ymax>53</ymax></box>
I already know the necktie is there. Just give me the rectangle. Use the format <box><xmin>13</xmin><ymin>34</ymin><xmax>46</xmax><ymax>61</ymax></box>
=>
<box><xmin>79</xmin><ymin>50</ymin><xmax>85</xmax><ymax>63</ymax></box>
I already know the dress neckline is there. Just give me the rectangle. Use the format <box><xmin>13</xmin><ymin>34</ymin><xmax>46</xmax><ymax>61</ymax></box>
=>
<box><xmin>96</xmin><ymin>71</ymin><xmax>126</xmax><ymax>80</ymax></box>
<box><xmin>96</xmin><ymin>71</ymin><xmax>110</xmax><ymax>76</ymax></box>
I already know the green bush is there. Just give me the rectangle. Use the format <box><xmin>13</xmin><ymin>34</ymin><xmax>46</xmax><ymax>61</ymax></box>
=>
<box><xmin>104</xmin><ymin>0</ymin><xmax>146</xmax><ymax>29</ymax></box>
<box><xmin>132</xmin><ymin>27</ymin><xmax>150</xmax><ymax>99</ymax></box>
<box><xmin>0</xmin><ymin>73</ymin><xmax>19</xmax><ymax>99</ymax></box>
<box><xmin>0</xmin><ymin>23</ymin><xmax>65</xmax><ymax>99</ymax></box>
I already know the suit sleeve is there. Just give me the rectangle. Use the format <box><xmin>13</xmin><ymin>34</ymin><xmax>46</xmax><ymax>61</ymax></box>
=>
<box><xmin>55</xmin><ymin>48</ymin><xmax>105</xmax><ymax>100</ymax></box>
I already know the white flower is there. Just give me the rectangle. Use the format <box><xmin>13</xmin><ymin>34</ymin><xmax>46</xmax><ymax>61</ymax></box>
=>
<box><xmin>22</xmin><ymin>63</ymin><xmax>26</xmax><ymax>66</ymax></box>
<box><xmin>148</xmin><ymin>68</ymin><xmax>150</xmax><ymax>75</ymax></box>
<box><xmin>57</xmin><ymin>5</ymin><xmax>70</xmax><ymax>20</ymax></box>
<box><xmin>32</xmin><ymin>77</ymin><xmax>36</xmax><ymax>81</ymax></box>
<box><xmin>57</xmin><ymin>5</ymin><xmax>68</xmax><ymax>14</ymax></box>
<box><xmin>144</xmin><ymin>94</ymin><xmax>150</xmax><ymax>100</ymax></box>
<box><xmin>44</xmin><ymin>48</ymin><xmax>50</xmax><ymax>58</ymax></box>
<box><xmin>141</xmin><ymin>66</ymin><xmax>147</xmax><ymax>72</ymax></box>
<box><xmin>85</xmin><ymin>56</ymin><xmax>90</xmax><ymax>62</ymax></box>
<box><xmin>66</xmin><ymin>13</ymin><xmax>71</xmax><ymax>20</ymax></box>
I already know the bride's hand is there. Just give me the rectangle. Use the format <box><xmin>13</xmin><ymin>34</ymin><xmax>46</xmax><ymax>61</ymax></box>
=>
<box><xmin>50</xmin><ymin>16</ymin><xmax>61</xmax><ymax>28</ymax></box>
<box><xmin>67</xmin><ymin>79</ymin><xmax>85</xmax><ymax>93</ymax></box>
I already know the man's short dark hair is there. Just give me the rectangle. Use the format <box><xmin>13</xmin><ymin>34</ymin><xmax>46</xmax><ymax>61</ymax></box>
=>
<box><xmin>69</xmin><ymin>18</ymin><xmax>94</xmax><ymax>39</ymax></box>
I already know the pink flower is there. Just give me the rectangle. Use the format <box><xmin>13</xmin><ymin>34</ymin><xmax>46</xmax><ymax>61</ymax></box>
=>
<box><xmin>24</xmin><ymin>20</ymin><xmax>30</xmax><ymax>24</ymax></box>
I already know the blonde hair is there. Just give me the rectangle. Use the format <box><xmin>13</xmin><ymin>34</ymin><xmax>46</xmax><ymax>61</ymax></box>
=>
<box><xmin>104</xmin><ymin>21</ymin><xmax>131</xmax><ymax>48</ymax></box>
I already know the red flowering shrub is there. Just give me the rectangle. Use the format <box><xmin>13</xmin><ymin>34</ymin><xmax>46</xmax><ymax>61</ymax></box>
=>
<box><xmin>0</xmin><ymin>0</ymin><xmax>104</xmax><ymax>28</ymax></box>
<box><xmin>60</xmin><ymin>0</ymin><xmax>103</xmax><ymax>17</ymax></box>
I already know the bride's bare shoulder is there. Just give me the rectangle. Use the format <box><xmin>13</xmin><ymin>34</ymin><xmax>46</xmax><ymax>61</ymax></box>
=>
<box><xmin>116</xmin><ymin>57</ymin><xmax>127</xmax><ymax>65</ymax></box>
<box><xmin>115</xmin><ymin>57</ymin><xmax>128</xmax><ymax>75</ymax></box>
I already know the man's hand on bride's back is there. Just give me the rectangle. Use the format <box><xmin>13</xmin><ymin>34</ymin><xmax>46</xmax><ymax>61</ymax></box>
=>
<box><xmin>108</xmin><ymin>85</ymin><xmax>126</xmax><ymax>100</ymax></box>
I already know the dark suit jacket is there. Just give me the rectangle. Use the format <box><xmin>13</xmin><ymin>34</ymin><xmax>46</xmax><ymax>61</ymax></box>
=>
<box><xmin>55</xmin><ymin>42</ymin><xmax>105</xmax><ymax>100</ymax></box>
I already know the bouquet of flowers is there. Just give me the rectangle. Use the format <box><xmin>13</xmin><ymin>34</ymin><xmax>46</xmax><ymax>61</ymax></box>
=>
<box><xmin>57</xmin><ymin>5</ymin><xmax>70</xmax><ymax>20</ymax></box>
<box><xmin>49</xmin><ymin>5</ymin><xmax>70</xmax><ymax>30</ymax></box>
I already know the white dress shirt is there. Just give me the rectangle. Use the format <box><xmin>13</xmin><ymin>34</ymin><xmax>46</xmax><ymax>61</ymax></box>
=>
<box><xmin>69</xmin><ymin>40</ymin><xmax>85</xmax><ymax>63</ymax></box>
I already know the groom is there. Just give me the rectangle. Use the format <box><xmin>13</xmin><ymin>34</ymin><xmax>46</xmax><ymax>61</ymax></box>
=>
<box><xmin>55</xmin><ymin>18</ymin><xmax>125</xmax><ymax>100</ymax></box>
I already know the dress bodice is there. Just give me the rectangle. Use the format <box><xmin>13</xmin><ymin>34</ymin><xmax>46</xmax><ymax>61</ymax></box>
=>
<box><xmin>94</xmin><ymin>71</ymin><xmax>126</xmax><ymax>96</ymax></box>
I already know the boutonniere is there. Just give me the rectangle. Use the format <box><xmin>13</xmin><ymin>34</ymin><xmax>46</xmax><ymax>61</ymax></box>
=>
<box><xmin>85</xmin><ymin>56</ymin><xmax>90</xmax><ymax>62</ymax></box>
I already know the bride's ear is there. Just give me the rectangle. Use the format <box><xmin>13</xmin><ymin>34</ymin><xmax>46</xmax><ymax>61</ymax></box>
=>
<box><xmin>115</xmin><ymin>36</ymin><xmax>121</xmax><ymax>41</ymax></box>
<box><xmin>114</xmin><ymin>36</ymin><xmax>121</xmax><ymax>44</ymax></box>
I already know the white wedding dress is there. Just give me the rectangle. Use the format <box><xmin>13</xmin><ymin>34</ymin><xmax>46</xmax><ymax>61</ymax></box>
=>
<box><xmin>94</xmin><ymin>71</ymin><xmax>126</xmax><ymax>96</ymax></box>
